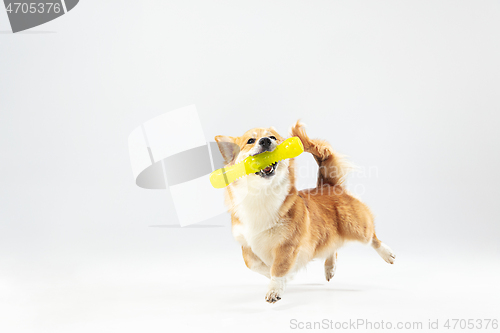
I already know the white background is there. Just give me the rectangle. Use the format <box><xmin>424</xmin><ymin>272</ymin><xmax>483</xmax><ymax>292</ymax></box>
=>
<box><xmin>1</xmin><ymin>1</ymin><xmax>499</xmax><ymax>332</ymax></box>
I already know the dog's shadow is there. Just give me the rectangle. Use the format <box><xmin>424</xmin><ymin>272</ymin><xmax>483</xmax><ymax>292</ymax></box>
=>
<box><xmin>289</xmin><ymin>282</ymin><xmax>361</xmax><ymax>293</ymax></box>
<box><xmin>218</xmin><ymin>283</ymin><xmax>363</xmax><ymax>312</ymax></box>
<box><xmin>278</xmin><ymin>283</ymin><xmax>362</xmax><ymax>310</ymax></box>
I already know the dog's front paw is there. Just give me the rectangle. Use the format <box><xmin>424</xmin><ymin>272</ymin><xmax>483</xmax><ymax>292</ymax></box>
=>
<box><xmin>265</xmin><ymin>289</ymin><xmax>282</xmax><ymax>303</ymax></box>
<box><xmin>265</xmin><ymin>276</ymin><xmax>286</xmax><ymax>303</ymax></box>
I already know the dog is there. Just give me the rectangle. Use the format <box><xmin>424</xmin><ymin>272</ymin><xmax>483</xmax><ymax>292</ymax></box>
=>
<box><xmin>214</xmin><ymin>121</ymin><xmax>395</xmax><ymax>303</ymax></box>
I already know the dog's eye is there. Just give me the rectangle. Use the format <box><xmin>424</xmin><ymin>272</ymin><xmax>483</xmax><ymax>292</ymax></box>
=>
<box><xmin>269</xmin><ymin>136</ymin><xmax>277</xmax><ymax>140</ymax></box>
<box><xmin>247</xmin><ymin>138</ymin><xmax>256</xmax><ymax>144</ymax></box>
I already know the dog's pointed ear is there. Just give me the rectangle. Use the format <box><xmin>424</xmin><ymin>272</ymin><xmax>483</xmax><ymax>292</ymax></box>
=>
<box><xmin>215</xmin><ymin>135</ymin><xmax>239</xmax><ymax>164</ymax></box>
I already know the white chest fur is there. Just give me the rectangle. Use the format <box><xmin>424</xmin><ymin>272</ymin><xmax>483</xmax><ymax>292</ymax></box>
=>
<box><xmin>230</xmin><ymin>166</ymin><xmax>291</xmax><ymax>265</ymax></box>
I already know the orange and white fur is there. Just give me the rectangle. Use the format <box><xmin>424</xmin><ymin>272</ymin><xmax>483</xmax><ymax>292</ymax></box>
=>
<box><xmin>215</xmin><ymin>121</ymin><xmax>395</xmax><ymax>303</ymax></box>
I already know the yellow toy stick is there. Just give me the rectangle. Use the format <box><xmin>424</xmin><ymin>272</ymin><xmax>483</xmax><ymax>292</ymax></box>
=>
<box><xmin>210</xmin><ymin>137</ymin><xmax>304</xmax><ymax>188</ymax></box>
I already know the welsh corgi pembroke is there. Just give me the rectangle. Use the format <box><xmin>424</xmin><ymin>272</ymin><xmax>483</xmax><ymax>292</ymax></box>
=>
<box><xmin>215</xmin><ymin>121</ymin><xmax>395</xmax><ymax>303</ymax></box>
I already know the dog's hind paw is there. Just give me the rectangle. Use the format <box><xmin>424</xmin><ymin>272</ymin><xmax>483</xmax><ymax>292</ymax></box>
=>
<box><xmin>376</xmin><ymin>243</ymin><xmax>396</xmax><ymax>264</ymax></box>
<box><xmin>325</xmin><ymin>265</ymin><xmax>336</xmax><ymax>282</ymax></box>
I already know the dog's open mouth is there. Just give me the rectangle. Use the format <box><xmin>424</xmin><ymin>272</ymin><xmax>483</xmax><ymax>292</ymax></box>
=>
<box><xmin>255</xmin><ymin>162</ymin><xmax>278</xmax><ymax>178</ymax></box>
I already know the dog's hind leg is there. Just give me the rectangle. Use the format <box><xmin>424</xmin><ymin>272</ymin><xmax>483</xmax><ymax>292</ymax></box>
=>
<box><xmin>371</xmin><ymin>233</ymin><xmax>396</xmax><ymax>264</ymax></box>
<box><xmin>324</xmin><ymin>252</ymin><xmax>338</xmax><ymax>282</ymax></box>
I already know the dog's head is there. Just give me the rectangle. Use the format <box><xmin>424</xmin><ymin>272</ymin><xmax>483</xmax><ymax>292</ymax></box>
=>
<box><xmin>215</xmin><ymin>127</ymin><xmax>291</xmax><ymax>186</ymax></box>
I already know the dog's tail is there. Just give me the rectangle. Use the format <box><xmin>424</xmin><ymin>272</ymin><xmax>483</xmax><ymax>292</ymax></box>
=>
<box><xmin>290</xmin><ymin>120</ymin><xmax>352</xmax><ymax>187</ymax></box>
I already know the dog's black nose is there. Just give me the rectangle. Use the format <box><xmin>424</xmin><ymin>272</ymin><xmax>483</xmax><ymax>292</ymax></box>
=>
<box><xmin>259</xmin><ymin>137</ymin><xmax>272</xmax><ymax>149</ymax></box>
